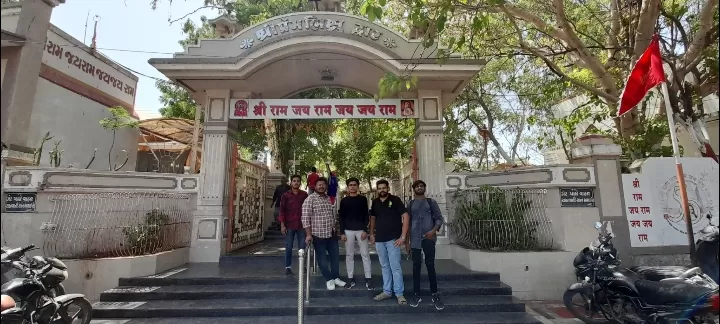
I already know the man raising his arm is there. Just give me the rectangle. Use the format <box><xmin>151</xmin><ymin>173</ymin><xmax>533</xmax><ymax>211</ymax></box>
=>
<box><xmin>369</xmin><ymin>179</ymin><xmax>409</xmax><ymax>304</ymax></box>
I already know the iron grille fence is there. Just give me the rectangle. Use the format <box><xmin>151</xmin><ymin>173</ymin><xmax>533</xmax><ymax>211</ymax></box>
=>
<box><xmin>43</xmin><ymin>192</ymin><xmax>193</xmax><ymax>259</ymax></box>
<box><xmin>449</xmin><ymin>187</ymin><xmax>555</xmax><ymax>251</ymax></box>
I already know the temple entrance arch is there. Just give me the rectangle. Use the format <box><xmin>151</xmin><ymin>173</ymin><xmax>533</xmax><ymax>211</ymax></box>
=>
<box><xmin>149</xmin><ymin>11</ymin><xmax>484</xmax><ymax>262</ymax></box>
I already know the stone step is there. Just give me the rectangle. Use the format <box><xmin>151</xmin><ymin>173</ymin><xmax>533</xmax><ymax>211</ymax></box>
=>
<box><xmin>100</xmin><ymin>281</ymin><xmax>512</xmax><ymax>301</ymax></box>
<box><xmin>92</xmin><ymin>295</ymin><xmax>526</xmax><ymax>318</ymax></box>
<box><xmin>119</xmin><ymin>272</ymin><xmax>500</xmax><ymax>286</ymax></box>
<box><xmin>221</xmin><ymin>252</ymin><xmax>387</xmax><ymax>262</ymax></box>
<box><xmin>90</xmin><ymin>312</ymin><xmax>541</xmax><ymax>324</ymax></box>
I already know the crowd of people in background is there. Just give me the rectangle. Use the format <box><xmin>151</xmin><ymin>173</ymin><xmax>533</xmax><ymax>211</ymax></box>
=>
<box><xmin>270</xmin><ymin>168</ymin><xmax>445</xmax><ymax>310</ymax></box>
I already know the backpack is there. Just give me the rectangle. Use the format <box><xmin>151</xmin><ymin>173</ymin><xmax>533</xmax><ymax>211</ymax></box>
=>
<box><xmin>407</xmin><ymin>198</ymin><xmax>440</xmax><ymax>222</ymax></box>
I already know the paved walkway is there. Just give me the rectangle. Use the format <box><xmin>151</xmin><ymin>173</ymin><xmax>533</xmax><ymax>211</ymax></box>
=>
<box><xmin>525</xmin><ymin>301</ymin><xmax>583</xmax><ymax>324</ymax></box>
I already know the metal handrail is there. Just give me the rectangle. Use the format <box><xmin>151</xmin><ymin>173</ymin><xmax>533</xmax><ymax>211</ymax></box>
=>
<box><xmin>305</xmin><ymin>243</ymin><xmax>315</xmax><ymax>303</ymax></box>
<box><xmin>298</xmin><ymin>243</ymin><xmax>315</xmax><ymax>324</ymax></box>
<box><xmin>298</xmin><ymin>249</ymin><xmax>306</xmax><ymax>324</ymax></box>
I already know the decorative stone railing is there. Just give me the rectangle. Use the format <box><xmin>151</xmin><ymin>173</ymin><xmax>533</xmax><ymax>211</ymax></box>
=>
<box><xmin>1</xmin><ymin>167</ymin><xmax>199</xmax><ymax>259</ymax></box>
<box><xmin>445</xmin><ymin>164</ymin><xmax>596</xmax><ymax>190</ymax></box>
<box><xmin>3</xmin><ymin>167</ymin><xmax>199</xmax><ymax>193</ymax></box>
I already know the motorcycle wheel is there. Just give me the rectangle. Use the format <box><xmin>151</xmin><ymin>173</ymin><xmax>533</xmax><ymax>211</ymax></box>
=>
<box><xmin>55</xmin><ymin>297</ymin><xmax>92</xmax><ymax>324</ymax></box>
<box><xmin>563</xmin><ymin>289</ymin><xmax>611</xmax><ymax>324</ymax></box>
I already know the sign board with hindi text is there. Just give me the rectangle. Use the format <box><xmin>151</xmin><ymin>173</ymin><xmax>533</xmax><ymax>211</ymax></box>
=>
<box><xmin>42</xmin><ymin>27</ymin><xmax>138</xmax><ymax>106</ymax></box>
<box><xmin>622</xmin><ymin>158</ymin><xmax>719</xmax><ymax>247</ymax></box>
<box><xmin>4</xmin><ymin>192</ymin><xmax>37</xmax><ymax>213</ymax></box>
<box><xmin>229</xmin><ymin>99</ymin><xmax>417</xmax><ymax>119</ymax></box>
<box><xmin>559</xmin><ymin>188</ymin><xmax>596</xmax><ymax>207</ymax></box>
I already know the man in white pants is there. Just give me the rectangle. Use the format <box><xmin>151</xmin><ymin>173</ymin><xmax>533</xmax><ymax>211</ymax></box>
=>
<box><xmin>339</xmin><ymin>177</ymin><xmax>374</xmax><ymax>289</ymax></box>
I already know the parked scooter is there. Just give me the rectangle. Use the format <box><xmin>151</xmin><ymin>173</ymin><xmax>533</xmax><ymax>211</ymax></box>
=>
<box><xmin>564</xmin><ymin>222</ymin><xmax>719</xmax><ymax>323</ymax></box>
<box><xmin>1</xmin><ymin>245</ymin><xmax>92</xmax><ymax>324</ymax></box>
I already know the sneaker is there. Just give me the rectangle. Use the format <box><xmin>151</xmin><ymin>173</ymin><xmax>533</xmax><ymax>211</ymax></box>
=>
<box><xmin>326</xmin><ymin>280</ymin><xmax>336</xmax><ymax>290</ymax></box>
<box><xmin>285</xmin><ymin>268</ymin><xmax>293</xmax><ymax>275</ymax></box>
<box><xmin>365</xmin><ymin>279</ymin><xmax>374</xmax><ymax>290</ymax></box>
<box><xmin>408</xmin><ymin>294</ymin><xmax>422</xmax><ymax>307</ymax></box>
<box><xmin>346</xmin><ymin>279</ymin><xmax>356</xmax><ymax>289</ymax></box>
<box><xmin>432</xmin><ymin>293</ymin><xmax>444</xmax><ymax>310</ymax></box>
<box><xmin>333</xmin><ymin>278</ymin><xmax>346</xmax><ymax>288</ymax></box>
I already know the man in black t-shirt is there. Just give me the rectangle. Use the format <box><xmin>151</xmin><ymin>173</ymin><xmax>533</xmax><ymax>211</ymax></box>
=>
<box><xmin>369</xmin><ymin>179</ymin><xmax>409</xmax><ymax>305</ymax></box>
<box><xmin>339</xmin><ymin>177</ymin><xmax>373</xmax><ymax>290</ymax></box>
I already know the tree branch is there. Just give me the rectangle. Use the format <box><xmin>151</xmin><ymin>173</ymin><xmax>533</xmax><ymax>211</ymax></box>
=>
<box><xmin>659</xmin><ymin>7</ymin><xmax>689</xmax><ymax>51</ymax></box>
<box><xmin>632</xmin><ymin>0</ymin><xmax>662</xmax><ymax>60</ymax></box>
<box><xmin>551</xmin><ymin>0</ymin><xmax>618</xmax><ymax>96</ymax></box>
<box><xmin>501</xmin><ymin>9</ymin><xmax>619</xmax><ymax>103</ymax></box>
<box><xmin>680</xmin><ymin>0</ymin><xmax>718</xmax><ymax>69</ymax></box>
<box><xmin>168</xmin><ymin>5</ymin><xmax>224</xmax><ymax>25</ymax></box>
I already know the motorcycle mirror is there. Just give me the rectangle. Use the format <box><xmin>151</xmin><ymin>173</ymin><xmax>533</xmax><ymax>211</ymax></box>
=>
<box><xmin>594</xmin><ymin>221</ymin><xmax>602</xmax><ymax>230</ymax></box>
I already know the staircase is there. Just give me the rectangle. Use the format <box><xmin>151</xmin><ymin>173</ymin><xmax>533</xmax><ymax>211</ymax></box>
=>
<box><xmin>90</xmin><ymin>225</ymin><xmax>541</xmax><ymax>324</ymax></box>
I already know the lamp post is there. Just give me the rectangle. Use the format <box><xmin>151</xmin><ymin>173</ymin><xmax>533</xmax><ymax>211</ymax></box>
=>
<box><xmin>479</xmin><ymin>125</ymin><xmax>490</xmax><ymax>170</ymax></box>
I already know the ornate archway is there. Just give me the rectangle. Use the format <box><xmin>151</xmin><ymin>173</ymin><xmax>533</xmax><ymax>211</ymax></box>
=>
<box><xmin>149</xmin><ymin>11</ymin><xmax>484</xmax><ymax>262</ymax></box>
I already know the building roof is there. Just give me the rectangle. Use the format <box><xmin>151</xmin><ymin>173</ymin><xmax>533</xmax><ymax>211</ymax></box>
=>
<box><xmin>1</xmin><ymin>29</ymin><xmax>25</xmax><ymax>47</ymax></box>
<box><xmin>138</xmin><ymin>118</ymin><xmax>200</xmax><ymax>146</ymax></box>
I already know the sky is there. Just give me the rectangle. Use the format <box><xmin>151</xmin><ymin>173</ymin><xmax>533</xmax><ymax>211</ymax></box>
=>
<box><xmin>50</xmin><ymin>0</ymin><xmax>220</xmax><ymax>117</ymax></box>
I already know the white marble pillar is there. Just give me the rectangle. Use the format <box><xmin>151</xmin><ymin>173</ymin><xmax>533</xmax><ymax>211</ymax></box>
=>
<box><xmin>414</xmin><ymin>90</ymin><xmax>450</xmax><ymax>248</ymax></box>
<box><xmin>191</xmin><ymin>89</ymin><xmax>232</xmax><ymax>262</ymax></box>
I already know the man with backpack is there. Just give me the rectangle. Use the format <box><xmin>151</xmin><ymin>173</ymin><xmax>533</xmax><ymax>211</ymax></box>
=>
<box><xmin>406</xmin><ymin>180</ymin><xmax>445</xmax><ymax>310</ymax></box>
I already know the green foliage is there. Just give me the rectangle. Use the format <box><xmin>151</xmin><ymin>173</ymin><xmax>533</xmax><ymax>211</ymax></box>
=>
<box><xmin>361</xmin><ymin>0</ymin><xmax>718</xmax><ymax>160</ymax></box>
<box><xmin>100</xmin><ymin>107</ymin><xmax>138</xmax><ymax>170</ymax></box>
<box><xmin>122</xmin><ymin>209</ymin><xmax>170</xmax><ymax>255</ymax></box>
<box><xmin>451</xmin><ymin>187</ymin><xmax>544</xmax><ymax>251</ymax></box>
<box><xmin>100</xmin><ymin>107</ymin><xmax>139</xmax><ymax>131</ymax></box>
<box><xmin>377</xmin><ymin>73</ymin><xmax>418</xmax><ymax>99</ymax></box>
<box><xmin>156</xmin><ymin>80</ymin><xmax>199</xmax><ymax>120</ymax></box>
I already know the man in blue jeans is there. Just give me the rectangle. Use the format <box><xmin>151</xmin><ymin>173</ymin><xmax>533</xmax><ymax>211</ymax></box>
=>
<box><xmin>278</xmin><ymin>174</ymin><xmax>308</xmax><ymax>275</ymax></box>
<box><xmin>369</xmin><ymin>179</ymin><xmax>409</xmax><ymax>304</ymax></box>
<box><xmin>302</xmin><ymin>177</ymin><xmax>346</xmax><ymax>290</ymax></box>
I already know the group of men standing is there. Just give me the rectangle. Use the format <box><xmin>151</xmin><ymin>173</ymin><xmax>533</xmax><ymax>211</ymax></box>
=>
<box><xmin>272</xmin><ymin>170</ymin><xmax>445</xmax><ymax>310</ymax></box>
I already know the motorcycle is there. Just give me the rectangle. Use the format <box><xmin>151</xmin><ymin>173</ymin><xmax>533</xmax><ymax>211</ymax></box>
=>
<box><xmin>696</xmin><ymin>223</ymin><xmax>719</xmax><ymax>285</ymax></box>
<box><xmin>2</xmin><ymin>247</ymin><xmax>66</xmax><ymax>297</ymax></box>
<box><xmin>564</xmin><ymin>222</ymin><xmax>719</xmax><ymax>324</ymax></box>
<box><xmin>630</xmin><ymin>215</ymin><xmax>719</xmax><ymax>287</ymax></box>
<box><xmin>1</xmin><ymin>245</ymin><xmax>92</xmax><ymax>324</ymax></box>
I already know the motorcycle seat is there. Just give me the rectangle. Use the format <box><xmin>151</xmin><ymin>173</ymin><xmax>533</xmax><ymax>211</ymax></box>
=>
<box><xmin>631</xmin><ymin>266</ymin><xmax>689</xmax><ymax>281</ymax></box>
<box><xmin>635</xmin><ymin>279</ymin><xmax>714</xmax><ymax>306</ymax></box>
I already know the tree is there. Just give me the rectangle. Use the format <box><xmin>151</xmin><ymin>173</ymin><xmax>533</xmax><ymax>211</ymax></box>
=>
<box><xmin>364</xmin><ymin>0</ymin><xmax>719</xmax><ymax>160</ymax></box>
<box><xmin>156</xmin><ymin>80</ymin><xmax>197</xmax><ymax>120</ymax></box>
<box><xmin>100</xmin><ymin>107</ymin><xmax>138</xmax><ymax>170</ymax></box>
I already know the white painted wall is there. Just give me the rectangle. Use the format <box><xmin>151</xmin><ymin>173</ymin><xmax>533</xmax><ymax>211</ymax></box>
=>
<box><xmin>62</xmin><ymin>248</ymin><xmax>189</xmax><ymax>301</ymax></box>
<box><xmin>0</xmin><ymin>7</ymin><xmax>20</xmax><ymax>32</ymax></box>
<box><xmin>28</xmin><ymin>79</ymin><xmax>139</xmax><ymax>170</ymax></box>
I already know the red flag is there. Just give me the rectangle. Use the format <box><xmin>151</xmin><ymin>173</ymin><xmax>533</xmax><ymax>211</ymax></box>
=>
<box><xmin>617</xmin><ymin>34</ymin><xmax>666</xmax><ymax>117</ymax></box>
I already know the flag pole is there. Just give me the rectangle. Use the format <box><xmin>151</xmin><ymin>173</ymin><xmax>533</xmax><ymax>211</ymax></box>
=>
<box><xmin>660</xmin><ymin>82</ymin><xmax>697</xmax><ymax>266</ymax></box>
